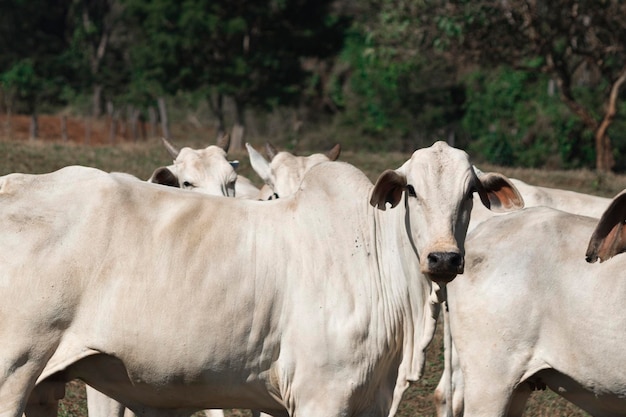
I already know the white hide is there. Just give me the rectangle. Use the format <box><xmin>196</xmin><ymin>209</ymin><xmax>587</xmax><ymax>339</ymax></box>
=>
<box><xmin>444</xmin><ymin>207</ymin><xmax>626</xmax><ymax>417</ymax></box>
<box><xmin>1</xmin><ymin>142</ymin><xmax>518</xmax><ymax>417</ymax></box>
<box><xmin>437</xmin><ymin>180</ymin><xmax>611</xmax><ymax>417</ymax></box>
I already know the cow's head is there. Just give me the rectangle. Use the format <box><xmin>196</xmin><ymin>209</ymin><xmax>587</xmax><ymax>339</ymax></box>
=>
<box><xmin>586</xmin><ymin>190</ymin><xmax>626</xmax><ymax>263</ymax></box>
<box><xmin>370</xmin><ymin>141</ymin><xmax>524</xmax><ymax>283</ymax></box>
<box><xmin>247</xmin><ymin>142</ymin><xmax>341</xmax><ymax>199</ymax></box>
<box><xmin>149</xmin><ymin>136</ymin><xmax>238</xmax><ymax>197</ymax></box>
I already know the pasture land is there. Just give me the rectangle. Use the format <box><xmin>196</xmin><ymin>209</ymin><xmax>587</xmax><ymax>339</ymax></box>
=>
<box><xmin>2</xmin><ymin>117</ymin><xmax>621</xmax><ymax>416</ymax></box>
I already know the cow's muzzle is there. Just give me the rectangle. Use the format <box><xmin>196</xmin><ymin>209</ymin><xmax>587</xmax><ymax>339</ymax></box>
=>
<box><xmin>425</xmin><ymin>251</ymin><xmax>464</xmax><ymax>283</ymax></box>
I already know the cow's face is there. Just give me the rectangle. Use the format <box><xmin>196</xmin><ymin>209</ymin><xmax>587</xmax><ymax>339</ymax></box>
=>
<box><xmin>173</xmin><ymin>146</ymin><xmax>238</xmax><ymax>197</ymax></box>
<box><xmin>248</xmin><ymin>143</ymin><xmax>340</xmax><ymax>199</ymax></box>
<box><xmin>271</xmin><ymin>152</ymin><xmax>333</xmax><ymax>198</ymax></box>
<box><xmin>370</xmin><ymin>141</ymin><xmax>523</xmax><ymax>283</ymax></box>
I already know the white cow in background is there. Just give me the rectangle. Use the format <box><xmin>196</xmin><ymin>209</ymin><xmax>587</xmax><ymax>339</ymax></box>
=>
<box><xmin>437</xmin><ymin>179</ymin><xmax>612</xmax><ymax>417</ymax></box>
<box><xmin>246</xmin><ymin>142</ymin><xmax>341</xmax><ymax>199</ymax></box>
<box><xmin>468</xmin><ymin>175</ymin><xmax>611</xmax><ymax>232</ymax></box>
<box><xmin>149</xmin><ymin>135</ymin><xmax>261</xmax><ymax>199</ymax></box>
<box><xmin>1</xmin><ymin>142</ymin><xmax>522</xmax><ymax>417</ymax></box>
<box><xmin>440</xmin><ymin>207</ymin><xmax>626</xmax><ymax>417</ymax></box>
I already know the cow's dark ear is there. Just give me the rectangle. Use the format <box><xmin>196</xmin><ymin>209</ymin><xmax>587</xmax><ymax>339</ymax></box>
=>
<box><xmin>586</xmin><ymin>191</ymin><xmax>626</xmax><ymax>263</ymax></box>
<box><xmin>370</xmin><ymin>170</ymin><xmax>407</xmax><ymax>210</ymax></box>
<box><xmin>149</xmin><ymin>167</ymin><xmax>180</xmax><ymax>188</ymax></box>
<box><xmin>475</xmin><ymin>172</ymin><xmax>524</xmax><ymax>213</ymax></box>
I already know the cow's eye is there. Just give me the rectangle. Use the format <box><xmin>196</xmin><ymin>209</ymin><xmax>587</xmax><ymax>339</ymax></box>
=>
<box><xmin>406</xmin><ymin>185</ymin><xmax>417</xmax><ymax>197</ymax></box>
<box><xmin>183</xmin><ymin>181</ymin><xmax>194</xmax><ymax>189</ymax></box>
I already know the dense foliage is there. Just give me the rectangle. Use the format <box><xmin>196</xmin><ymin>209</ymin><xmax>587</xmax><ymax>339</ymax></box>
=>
<box><xmin>1</xmin><ymin>0</ymin><xmax>625</xmax><ymax>171</ymax></box>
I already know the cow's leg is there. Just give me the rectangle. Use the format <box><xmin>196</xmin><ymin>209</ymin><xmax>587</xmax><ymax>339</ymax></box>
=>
<box><xmin>434</xmin><ymin>363</ymin><xmax>464</xmax><ymax>417</ymax></box>
<box><xmin>86</xmin><ymin>386</ymin><xmax>128</xmax><ymax>417</ymax></box>
<box><xmin>0</xmin><ymin>350</ymin><xmax>50</xmax><ymax>417</ymax></box>
<box><xmin>506</xmin><ymin>384</ymin><xmax>531</xmax><ymax>417</ymax></box>
<box><xmin>23</xmin><ymin>378</ymin><xmax>65</xmax><ymax>417</ymax></box>
<box><xmin>434</xmin><ymin>314</ymin><xmax>464</xmax><ymax>417</ymax></box>
<box><xmin>461</xmin><ymin>372</ymin><xmax>514</xmax><ymax>417</ymax></box>
<box><xmin>202</xmin><ymin>410</ymin><xmax>225</xmax><ymax>417</ymax></box>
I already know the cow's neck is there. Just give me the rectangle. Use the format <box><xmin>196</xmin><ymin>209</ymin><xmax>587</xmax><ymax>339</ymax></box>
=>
<box><xmin>371</xmin><ymin>201</ymin><xmax>439</xmax><ymax>386</ymax></box>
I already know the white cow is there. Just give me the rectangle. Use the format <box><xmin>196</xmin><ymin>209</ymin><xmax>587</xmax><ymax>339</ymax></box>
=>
<box><xmin>149</xmin><ymin>135</ymin><xmax>261</xmax><ymax>199</ymax></box>
<box><xmin>468</xmin><ymin>176</ymin><xmax>611</xmax><ymax>232</ymax></box>
<box><xmin>2</xmin><ymin>142</ymin><xmax>520</xmax><ymax>417</ymax></box>
<box><xmin>586</xmin><ymin>189</ymin><xmax>626</xmax><ymax>263</ymax></box>
<box><xmin>440</xmin><ymin>207</ymin><xmax>626</xmax><ymax>417</ymax></box>
<box><xmin>90</xmin><ymin>138</ymin><xmax>271</xmax><ymax>417</ymax></box>
<box><xmin>437</xmin><ymin>180</ymin><xmax>612</xmax><ymax>417</ymax></box>
<box><xmin>246</xmin><ymin>142</ymin><xmax>341</xmax><ymax>199</ymax></box>
<box><xmin>439</xmin><ymin>178</ymin><xmax>611</xmax><ymax>417</ymax></box>
<box><xmin>91</xmin><ymin>143</ymin><xmax>342</xmax><ymax>417</ymax></box>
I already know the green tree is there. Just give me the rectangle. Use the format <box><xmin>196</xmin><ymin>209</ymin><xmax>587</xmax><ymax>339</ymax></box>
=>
<box><xmin>334</xmin><ymin>0</ymin><xmax>465</xmax><ymax>151</ymax></box>
<box><xmin>430</xmin><ymin>0</ymin><xmax>626</xmax><ymax>172</ymax></box>
<box><xmin>69</xmin><ymin>0</ymin><xmax>127</xmax><ymax>118</ymax></box>
<box><xmin>0</xmin><ymin>0</ymin><xmax>74</xmax><ymax>138</ymax></box>
<box><xmin>463</xmin><ymin>66</ymin><xmax>595</xmax><ymax>168</ymax></box>
<box><xmin>124</xmin><ymin>0</ymin><xmax>349</xmax><ymax>147</ymax></box>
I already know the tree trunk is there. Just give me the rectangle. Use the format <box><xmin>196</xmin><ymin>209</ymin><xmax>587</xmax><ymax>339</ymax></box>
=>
<box><xmin>157</xmin><ymin>97</ymin><xmax>170</xmax><ymax>138</ymax></box>
<box><xmin>60</xmin><ymin>115</ymin><xmax>68</xmax><ymax>142</ymax></box>
<box><xmin>4</xmin><ymin>98</ymin><xmax>13</xmax><ymax>139</ymax></box>
<box><xmin>208</xmin><ymin>93</ymin><xmax>225</xmax><ymax>139</ymax></box>
<box><xmin>148</xmin><ymin>107</ymin><xmax>157</xmax><ymax>138</ymax></box>
<box><xmin>93</xmin><ymin>84</ymin><xmax>103</xmax><ymax>118</ymax></box>
<box><xmin>119</xmin><ymin>106</ymin><xmax>128</xmax><ymax>140</ymax></box>
<box><xmin>593</xmin><ymin>66</ymin><xmax>626</xmax><ymax>172</ymax></box>
<box><xmin>84</xmin><ymin>117</ymin><xmax>92</xmax><ymax>145</ymax></box>
<box><xmin>231</xmin><ymin>98</ymin><xmax>246</xmax><ymax>150</ymax></box>
<box><xmin>29</xmin><ymin>112</ymin><xmax>38</xmax><ymax>141</ymax></box>
<box><xmin>107</xmin><ymin>101</ymin><xmax>119</xmax><ymax>145</ymax></box>
<box><xmin>595</xmin><ymin>131</ymin><xmax>614</xmax><ymax>172</ymax></box>
<box><xmin>129</xmin><ymin>107</ymin><xmax>140</xmax><ymax>142</ymax></box>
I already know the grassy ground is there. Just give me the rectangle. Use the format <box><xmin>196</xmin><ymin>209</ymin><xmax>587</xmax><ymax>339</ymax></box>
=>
<box><xmin>3</xmin><ymin>115</ymin><xmax>623</xmax><ymax>416</ymax></box>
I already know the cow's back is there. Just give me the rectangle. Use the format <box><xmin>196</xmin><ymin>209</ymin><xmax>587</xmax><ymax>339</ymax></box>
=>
<box><xmin>4</xmin><ymin>163</ymin><xmax>399</xmax><ymax>413</ymax></box>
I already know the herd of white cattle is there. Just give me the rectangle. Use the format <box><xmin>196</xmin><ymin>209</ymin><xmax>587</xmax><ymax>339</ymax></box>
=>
<box><xmin>1</xmin><ymin>138</ymin><xmax>625</xmax><ymax>417</ymax></box>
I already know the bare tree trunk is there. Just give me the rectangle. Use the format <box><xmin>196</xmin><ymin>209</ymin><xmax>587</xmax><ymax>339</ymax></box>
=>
<box><xmin>29</xmin><ymin>112</ymin><xmax>38</xmax><ymax>141</ymax></box>
<box><xmin>595</xmin><ymin>132</ymin><xmax>614</xmax><ymax>172</ymax></box>
<box><xmin>208</xmin><ymin>92</ymin><xmax>225</xmax><ymax>138</ymax></box>
<box><xmin>231</xmin><ymin>98</ymin><xmax>246</xmax><ymax>150</ymax></box>
<box><xmin>93</xmin><ymin>84</ymin><xmax>103</xmax><ymax>118</ymax></box>
<box><xmin>119</xmin><ymin>106</ymin><xmax>127</xmax><ymax>140</ymax></box>
<box><xmin>546</xmin><ymin>54</ymin><xmax>626</xmax><ymax>172</ymax></box>
<box><xmin>107</xmin><ymin>101</ymin><xmax>118</xmax><ymax>145</ymax></box>
<box><xmin>129</xmin><ymin>107</ymin><xmax>140</xmax><ymax>142</ymax></box>
<box><xmin>157</xmin><ymin>97</ymin><xmax>170</xmax><ymax>138</ymax></box>
<box><xmin>60</xmin><ymin>115</ymin><xmax>68</xmax><ymax>142</ymax></box>
<box><xmin>84</xmin><ymin>116</ymin><xmax>92</xmax><ymax>145</ymax></box>
<box><xmin>4</xmin><ymin>96</ymin><xmax>13</xmax><ymax>140</ymax></box>
<box><xmin>594</xmin><ymin>66</ymin><xmax>626</xmax><ymax>172</ymax></box>
<box><xmin>148</xmin><ymin>107</ymin><xmax>157</xmax><ymax>138</ymax></box>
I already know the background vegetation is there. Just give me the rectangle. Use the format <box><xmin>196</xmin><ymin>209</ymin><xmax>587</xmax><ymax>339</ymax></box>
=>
<box><xmin>1</xmin><ymin>0</ymin><xmax>626</xmax><ymax>171</ymax></box>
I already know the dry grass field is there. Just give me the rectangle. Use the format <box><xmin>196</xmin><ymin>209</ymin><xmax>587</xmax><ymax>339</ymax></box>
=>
<box><xmin>3</xmin><ymin>114</ymin><xmax>624</xmax><ymax>416</ymax></box>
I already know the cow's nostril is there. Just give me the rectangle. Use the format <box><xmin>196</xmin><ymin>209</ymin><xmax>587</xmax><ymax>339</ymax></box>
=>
<box><xmin>428</xmin><ymin>251</ymin><xmax>464</xmax><ymax>272</ymax></box>
<box><xmin>427</xmin><ymin>252</ymin><xmax>442</xmax><ymax>267</ymax></box>
<box><xmin>449</xmin><ymin>252</ymin><xmax>463</xmax><ymax>268</ymax></box>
